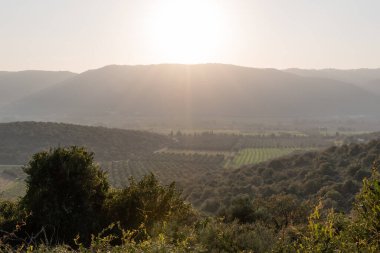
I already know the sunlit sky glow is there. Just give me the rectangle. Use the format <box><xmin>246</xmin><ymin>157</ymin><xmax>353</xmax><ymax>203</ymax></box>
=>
<box><xmin>1</xmin><ymin>0</ymin><xmax>380</xmax><ymax>72</ymax></box>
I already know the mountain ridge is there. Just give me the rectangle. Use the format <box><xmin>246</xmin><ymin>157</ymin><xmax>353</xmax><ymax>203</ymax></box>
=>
<box><xmin>1</xmin><ymin>64</ymin><xmax>380</xmax><ymax>125</ymax></box>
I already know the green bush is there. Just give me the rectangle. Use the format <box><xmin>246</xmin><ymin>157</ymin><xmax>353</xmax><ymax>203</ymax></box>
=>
<box><xmin>21</xmin><ymin>146</ymin><xmax>109</xmax><ymax>245</ymax></box>
<box><xmin>291</xmin><ymin>165</ymin><xmax>380</xmax><ymax>252</ymax></box>
<box><xmin>103</xmin><ymin>173</ymin><xmax>193</xmax><ymax>234</ymax></box>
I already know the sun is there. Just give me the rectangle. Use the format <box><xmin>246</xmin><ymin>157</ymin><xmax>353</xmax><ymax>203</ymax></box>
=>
<box><xmin>145</xmin><ymin>0</ymin><xmax>226</xmax><ymax>63</ymax></box>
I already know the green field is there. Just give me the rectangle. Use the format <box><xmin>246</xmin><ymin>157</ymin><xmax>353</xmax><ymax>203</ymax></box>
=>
<box><xmin>157</xmin><ymin>147</ymin><xmax>315</xmax><ymax>169</ymax></box>
<box><xmin>225</xmin><ymin>148</ymin><xmax>308</xmax><ymax>168</ymax></box>
<box><xmin>156</xmin><ymin>148</ymin><xmax>233</xmax><ymax>156</ymax></box>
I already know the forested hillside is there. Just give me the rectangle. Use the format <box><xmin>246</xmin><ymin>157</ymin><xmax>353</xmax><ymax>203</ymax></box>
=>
<box><xmin>182</xmin><ymin>139</ymin><xmax>380</xmax><ymax>213</ymax></box>
<box><xmin>0</xmin><ymin>122</ymin><xmax>171</xmax><ymax>164</ymax></box>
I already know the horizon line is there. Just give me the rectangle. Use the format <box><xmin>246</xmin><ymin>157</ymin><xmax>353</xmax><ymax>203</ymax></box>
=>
<box><xmin>2</xmin><ymin>62</ymin><xmax>380</xmax><ymax>74</ymax></box>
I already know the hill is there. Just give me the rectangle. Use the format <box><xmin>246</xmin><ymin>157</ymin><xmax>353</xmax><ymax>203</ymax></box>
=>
<box><xmin>0</xmin><ymin>122</ymin><xmax>171</xmax><ymax>164</ymax></box>
<box><xmin>181</xmin><ymin>138</ymin><xmax>380</xmax><ymax>213</ymax></box>
<box><xmin>285</xmin><ymin>68</ymin><xmax>380</xmax><ymax>94</ymax></box>
<box><xmin>2</xmin><ymin>64</ymin><xmax>380</xmax><ymax>125</ymax></box>
<box><xmin>0</xmin><ymin>70</ymin><xmax>76</xmax><ymax>109</ymax></box>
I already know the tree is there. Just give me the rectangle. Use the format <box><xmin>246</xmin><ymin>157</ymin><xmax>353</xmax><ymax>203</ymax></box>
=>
<box><xmin>349</xmin><ymin>165</ymin><xmax>380</xmax><ymax>250</ymax></box>
<box><xmin>21</xmin><ymin>146</ymin><xmax>109</xmax><ymax>245</ymax></box>
<box><xmin>290</xmin><ymin>164</ymin><xmax>380</xmax><ymax>252</ymax></box>
<box><xmin>104</xmin><ymin>173</ymin><xmax>192</xmax><ymax>233</ymax></box>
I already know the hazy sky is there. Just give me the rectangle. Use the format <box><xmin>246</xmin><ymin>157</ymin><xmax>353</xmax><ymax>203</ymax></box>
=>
<box><xmin>1</xmin><ymin>0</ymin><xmax>380</xmax><ymax>72</ymax></box>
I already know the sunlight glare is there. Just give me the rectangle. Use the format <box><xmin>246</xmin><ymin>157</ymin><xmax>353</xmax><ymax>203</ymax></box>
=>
<box><xmin>145</xmin><ymin>0</ymin><xmax>226</xmax><ymax>63</ymax></box>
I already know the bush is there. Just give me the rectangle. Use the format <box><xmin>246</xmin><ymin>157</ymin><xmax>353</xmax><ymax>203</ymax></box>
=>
<box><xmin>196</xmin><ymin>219</ymin><xmax>276</xmax><ymax>253</ymax></box>
<box><xmin>292</xmin><ymin>164</ymin><xmax>380</xmax><ymax>252</ymax></box>
<box><xmin>21</xmin><ymin>146</ymin><xmax>109</xmax><ymax>245</ymax></box>
<box><xmin>104</xmin><ymin>173</ymin><xmax>193</xmax><ymax>234</ymax></box>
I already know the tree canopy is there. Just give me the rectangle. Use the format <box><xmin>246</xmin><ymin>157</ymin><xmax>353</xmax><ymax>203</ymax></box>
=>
<box><xmin>21</xmin><ymin>146</ymin><xmax>109</xmax><ymax>244</ymax></box>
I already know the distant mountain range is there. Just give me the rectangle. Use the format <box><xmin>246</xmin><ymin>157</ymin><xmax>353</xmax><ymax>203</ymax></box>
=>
<box><xmin>1</xmin><ymin>64</ymin><xmax>380</xmax><ymax>125</ymax></box>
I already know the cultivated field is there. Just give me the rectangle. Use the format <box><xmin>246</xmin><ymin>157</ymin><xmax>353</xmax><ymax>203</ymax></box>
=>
<box><xmin>225</xmin><ymin>148</ymin><xmax>308</xmax><ymax>168</ymax></box>
<box><xmin>102</xmin><ymin>153</ymin><xmax>225</xmax><ymax>188</ymax></box>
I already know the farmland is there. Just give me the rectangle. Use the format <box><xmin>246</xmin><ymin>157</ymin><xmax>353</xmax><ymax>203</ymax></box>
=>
<box><xmin>0</xmin><ymin>128</ymin><xmax>345</xmax><ymax>201</ymax></box>
<box><xmin>102</xmin><ymin>153</ymin><xmax>225</xmax><ymax>188</ymax></box>
<box><xmin>169</xmin><ymin>131</ymin><xmax>332</xmax><ymax>151</ymax></box>
<box><xmin>225</xmin><ymin>147</ymin><xmax>309</xmax><ymax>168</ymax></box>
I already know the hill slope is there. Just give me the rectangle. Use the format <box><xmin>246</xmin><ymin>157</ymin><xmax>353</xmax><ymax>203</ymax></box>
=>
<box><xmin>0</xmin><ymin>122</ymin><xmax>171</xmax><ymax>164</ymax></box>
<box><xmin>182</xmin><ymin>138</ymin><xmax>380</xmax><ymax>213</ymax></box>
<box><xmin>0</xmin><ymin>70</ymin><xmax>77</xmax><ymax>108</ymax></box>
<box><xmin>285</xmin><ymin>68</ymin><xmax>380</xmax><ymax>94</ymax></box>
<box><xmin>2</xmin><ymin>64</ymin><xmax>379</xmax><ymax>124</ymax></box>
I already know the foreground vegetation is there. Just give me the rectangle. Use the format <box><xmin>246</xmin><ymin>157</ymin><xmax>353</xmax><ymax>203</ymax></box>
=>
<box><xmin>0</xmin><ymin>146</ymin><xmax>380</xmax><ymax>252</ymax></box>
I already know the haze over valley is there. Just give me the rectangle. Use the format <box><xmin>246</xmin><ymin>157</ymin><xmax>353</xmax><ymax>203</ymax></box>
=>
<box><xmin>2</xmin><ymin>1</ymin><xmax>380</xmax><ymax>252</ymax></box>
<box><xmin>2</xmin><ymin>64</ymin><xmax>380</xmax><ymax>132</ymax></box>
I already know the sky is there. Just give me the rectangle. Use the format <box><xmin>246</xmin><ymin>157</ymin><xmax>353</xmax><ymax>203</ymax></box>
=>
<box><xmin>1</xmin><ymin>0</ymin><xmax>380</xmax><ymax>72</ymax></box>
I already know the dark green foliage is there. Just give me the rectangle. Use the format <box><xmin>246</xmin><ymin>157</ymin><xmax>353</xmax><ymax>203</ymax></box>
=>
<box><xmin>287</xmin><ymin>165</ymin><xmax>380</xmax><ymax>252</ymax></box>
<box><xmin>2</xmin><ymin>140</ymin><xmax>380</xmax><ymax>251</ymax></box>
<box><xmin>171</xmin><ymin>131</ymin><xmax>331</xmax><ymax>151</ymax></box>
<box><xmin>226</xmin><ymin>195</ymin><xmax>256</xmax><ymax>223</ymax></box>
<box><xmin>195</xmin><ymin>219</ymin><xmax>277</xmax><ymax>253</ymax></box>
<box><xmin>0</xmin><ymin>122</ymin><xmax>171</xmax><ymax>164</ymax></box>
<box><xmin>1</xmin><ymin>147</ymin><xmax>194</xmax><ymax>248</ymax></box>
<box><xmin>104</xmin><ymin>173</ymin><xmax>192</xmax><ymax>232</ymax></box>
<box><xmin>0</xmin><ymin>200</ymin><xmax>21</xmax><ymax>235</ymax></box>
<box><xmin>21</xmin><ymin>147</ymin><xmax>109</xmax><ymax>244</ymax></box>
<box><xmin>183</xmin><ymin>140</ymin><xmax>380</xmax><ymax>213</ymax></box>
<box><xmin>222</xmin><ymin>194</ymin><xmax>309</xmax><ymax>231</ymax></box>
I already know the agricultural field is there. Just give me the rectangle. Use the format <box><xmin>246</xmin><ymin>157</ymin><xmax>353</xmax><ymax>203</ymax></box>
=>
<box><xmin>102</xmin><ymin>153</ymin><xmax>225</xmax><ymax>188</ymax></box>
<box><xmin>156</xmin><ymin>148</ymin><xmax>233</xmax><ymax>156</ymax></box>
<box><xmin>225</xmin><ymin>148</ymin><xmax>311</xmax><ymax>168</ymax></box>
<box><xmin>155</xmin><ymin>128</ymin><xmax>308</xmax><ymax>136</ymax></box>
<box><xmin>170</xmin><ymin>132</ymin><xmax>332</xmax><ymax>151</ymax></box>
<box><xmin>0</xmin><ymin>131</ymin><xmax>337</xmax><ymax>200</ymax></box>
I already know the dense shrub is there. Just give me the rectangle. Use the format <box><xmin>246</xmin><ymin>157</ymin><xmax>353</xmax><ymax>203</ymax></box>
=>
<box><xmin>103</xmin><ymin>173</ymin><xmax>193</xmax><ymax>233</ymax></box>
<box><xmin>287</xmin><ymin>165</ymin><xmax>380</xmax><ymax>252</ymax></box>
<box><xmin>0</xmin><ymin>147</ymin><xmax>194</xmax><ymax>248</ymax></box>
<box><xmin>21</xmin><ymin>147</ymin><xmax>109</xmax><ymax>245</ymax></box>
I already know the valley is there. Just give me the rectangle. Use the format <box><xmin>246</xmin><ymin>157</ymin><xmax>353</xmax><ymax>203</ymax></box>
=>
<box><xmin>0</xmin><ymin>121</ymin><xmax>377</xmax><ymax>215</ymax></box>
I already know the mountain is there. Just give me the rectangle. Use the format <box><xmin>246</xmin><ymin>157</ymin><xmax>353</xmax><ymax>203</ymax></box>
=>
<box><xmin>0</xmin><ymin>122</ymin><xmax>171</xmax><ymax>164</ymax></box>
<box><xmin>0</xmin><ymin>70</ymin><xmax>77</xmax><ymax>108</ymax></box>
<box><xmin>285</xmin><ymin>68</ymin><xmax>380</xmax><ymax>94</ymax></box>
<box><xmin>1</xmin><ymin>64</ymin><xmax>380</xmax><ymax>124</ymax></box>
<box><xmin>365</xmin><ymin>78</ymin><xmax>380</xmax><ymax>94</ymax></box>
